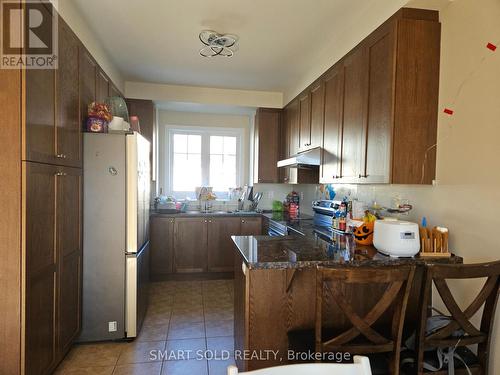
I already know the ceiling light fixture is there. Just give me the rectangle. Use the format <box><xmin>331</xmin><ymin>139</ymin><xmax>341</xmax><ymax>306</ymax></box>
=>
<box><xmin>199</xmin><ymin>30</ymin><xmax>239</xmax><ymax>58</ymax></box>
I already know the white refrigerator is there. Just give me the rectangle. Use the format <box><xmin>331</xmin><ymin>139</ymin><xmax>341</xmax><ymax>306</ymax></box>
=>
<box><xmin>79</xmin><ymin>132</ymin><xmax>150</xmax><ymax>342</ymax></box>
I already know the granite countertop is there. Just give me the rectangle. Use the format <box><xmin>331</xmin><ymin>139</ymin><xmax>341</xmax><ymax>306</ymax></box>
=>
<box><xmin>231</xmin><ymin>234</ymin><xmax>463</xmax><ymax>270</ymax></box>
<box><xmin>150</xmin><ymin>211</ymin><xmax>263</xmax><ymax>218</ymax></box>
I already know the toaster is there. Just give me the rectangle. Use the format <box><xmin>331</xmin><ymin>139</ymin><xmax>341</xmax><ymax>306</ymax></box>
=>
<box><xmin>373</xmin><ymin>220</ymin><xmax>420</xmax><ymax>257</ymax></box>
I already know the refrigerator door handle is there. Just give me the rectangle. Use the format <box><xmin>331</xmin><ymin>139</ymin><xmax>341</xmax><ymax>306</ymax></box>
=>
<box><xmin>125</xmin><ymin>254</ymin><xmax>137</xmax><ymax>337</ymax></box>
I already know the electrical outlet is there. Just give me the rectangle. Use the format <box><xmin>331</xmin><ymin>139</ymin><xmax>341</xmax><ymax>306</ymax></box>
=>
<box><xmin>108</xmin><ymin>321</ymin><xmax>117</xmax><ymax>332</ymax></box>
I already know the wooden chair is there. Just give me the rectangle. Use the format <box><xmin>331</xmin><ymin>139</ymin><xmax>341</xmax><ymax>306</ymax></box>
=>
<box><xmin>227</xmin><ymin>355</ymin><xmax>372</xmax><ymax>374</ymax></box>
<box><xmin>288</xmin><ymin>265</ymin><xmax>415</xmax><ymax>375</ymax></box>
<box><xmin>415</xmin><ymin>261</ymin><xmax>500</xmax><ymax>375</ymax></box>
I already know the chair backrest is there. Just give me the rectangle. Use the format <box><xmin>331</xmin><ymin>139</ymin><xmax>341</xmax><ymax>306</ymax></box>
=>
<box><xmin>416</xmin><ymin>261</ymin><xmax>500</xmax><ymax>373</ymax></box>
<box><xmin>316</xmin><ymin>265</ymin><xmax>415</xmax><ymax>373</ymax></box>
<box><xmin>227</xmin><ymin>355</ymin><xmax>372</xmax><ymax>375</ymax></box>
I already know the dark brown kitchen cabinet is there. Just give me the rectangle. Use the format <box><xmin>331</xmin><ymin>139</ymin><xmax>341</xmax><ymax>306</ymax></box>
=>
<box><xmin>309</xmin><ymin>81</ymin><xmax>325</xmax><ymax>149</ymax></box>
<box><xmin>25</xmin><ymin>163</ymin><xmax>58</xmax><ymax>375</ymax></box>
<box><xmin>174</xmin><ymin>218</ymin><xmax>208</xmax><ymax>273</ymax></box>
<box><xmin>321</xmin><ymin>65</ymin><xmax>344</xmax><ymax>183</ymax></box>
<box><xmin>57</xmin><ymin>167</ymin><xmax>82</xmax><ymax>355</ymax></box>
<box><xmin>298</xmin><ymin>93</ymin><xmax>311</xmax><ymax>151</ymax></box>
<box><xmin>25</xmin><ymin>65</ymin><xmax>56</xmax><ymax>165</ymax></box>
<box><xmin>56</xmin><ymin>18</ymin><xmax>82</xmax><ymax>168</ymax></box>
<box><xmin>25</xmin><ymin>162</ymin><xmax>82</xmax><ymax>375</ymax></box>
<box><xmin>208</xmin><ymin>217</ymin><xmax>242</xmax><ymax>272</ymax></box>
<box><xmin>362</xmin><ymin>24</ymin><xmax>396</xmax><ymax>184</ymax></box>
<box><xmin>25</xmin><ymin>15</ymin><xmax>82</xmax><ymax>168</ymax></box>
<box><xmin>109</xmin><ymin>83</ymin><xmax>122</xmax><ymax>98</ymax></box>
<box><xmin>125</xmin><ymin>99</ymin><xmax>157</xmax><ymax>181</ymax></box>
<box><xmin>150</xmin><ymin>217</ymin><xmax>175</xmax><ymax>278</ymax></box>
<box><xmin>240</xmin><ymin>217</ymin><xmax>263</xmax><ymax>235</ymax></box>
<box><xmin>79</xmin><ymin>48</ymin><xmax>97</xmax><ymax>128</ymax></box>
<box><xmin>24</xmin><ymin>3</ymin><xmax>55</xmax><ymax>165</ymax></box>
<box><xmin>3</xmin><ymin>7</ymin><xmax>125</xmax><ymax>375</ymax></box>
<box><xmin>280</xmin><ymin>101</ymin><xmax>319</xmax><ymax>184</ymax></box>
<box><xmin>338</xmin><ymin>47</ymin><xmax>369</xmax><ymax>182</ymax></box>
<box><xmin>253</xmin><ymin>108</ymin><xmax>281</xmax><ymax>184</ymax></box>
<box><xmin>96</xmin><ymin>69</ymin><xmax>110</xmax><ymax>102</ymax></box>
<box><xmin>288</xmin><ymin>8</ymin><xmax>440</xmax><ymax>185</ymax></box>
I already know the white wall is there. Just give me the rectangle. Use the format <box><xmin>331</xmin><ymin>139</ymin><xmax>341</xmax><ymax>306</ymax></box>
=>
<box><xmin>157</xmin><ymin>110</ymin><xmax>253</xmax><ymax>196</ymax></box>
<box><xmin>51</xmin><ymin>0</ymin><xmax>124</xmax><ymax>91</ymax></box>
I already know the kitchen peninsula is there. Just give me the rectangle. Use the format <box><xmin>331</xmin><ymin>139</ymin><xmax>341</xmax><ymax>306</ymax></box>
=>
<box><xmin>231</xmin><ymin>233</ymin><xmax>462</xmax><ymax>371</ymax></box>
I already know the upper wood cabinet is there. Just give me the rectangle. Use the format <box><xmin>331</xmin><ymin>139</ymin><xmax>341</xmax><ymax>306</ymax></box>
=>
<box><xmin>363</xmin><ymin>23</ymin><xmax>396</xmax><ymax>183</ymax></box>
<box><xmin>338</xmin><ymin>47</ymin><xmax>369</xmax><ymax>182</ymax></box>
<box><xmin>310</xmin><ymin>81</ymin><xmax>325</xmax><ymax>149</ymax></box>
<box><xmin>109</xmin><ymin>83</ymin><xmax>123</xmax><ymax>98</ymax></box>
<box><xmin>298</xmin><ymin>93</ymin><xmax>311</xmax><ymax>151</ymax></box>
<box><xmin>125</xmin><ymin>99</ymin><xmax>155</xmax><ymax>144</ymax></box>
<box><xmin>253</xmin><ymin>108</ymin><xmax>281</xmax><ymax>184</ymax></box>
<box><xmin>321</xmin><ymin>65</ymin><xmax>344</xmax><ymax>183</ymax></box>
<box><xmin>96</xmin><ymin>69</ymin><xmax>110</xmax><ymax>103</ymax></box>
<box><xmin>288</xmin><ymin>8</ymin><xmax>440</xmax><ymax>185</ymax></box>
<box><xmin>57</xmin><ymin>18</ymin><xmax>82</xmax><ymax>168</ymax></box>
<box><xmin>24</xmin><ymin>4</ymin><xmax>55</xmax><ymax>166</ymax></box>
<box><xmin>79</xmin><ymin>48</ymin><xmax>97</xmax><ymax>129</ymax></box>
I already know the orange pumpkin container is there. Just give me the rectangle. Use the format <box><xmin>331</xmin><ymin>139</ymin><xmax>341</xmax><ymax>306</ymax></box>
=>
<box><xmin>353</xmin><ymin>222</ymin><xmax>375</xmax><ymax>245</ymax></box>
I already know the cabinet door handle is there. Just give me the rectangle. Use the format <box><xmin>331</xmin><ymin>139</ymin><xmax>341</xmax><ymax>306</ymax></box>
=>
<box><xmin>56</xmin><ymin>154</ymin><xmax>67</xmax><ymax>159</ymax></box>
<box><xmin>55</xmin><ymin>172</ymin><xmax>67</xmax><ymax>176</ymax></box>
<box><xmin>204</xmin><ymin>220</ymin><xmax>208</xmax><ymax>223</ymax></box>
<box><xmin>208</xmin><ymin>220</ymin><xmax>212</xmax><ymax>223</ymax></box>
<box><xmin>241</xmin><ymin>220</ymin><xmax>245</xmax><ymax>223</ymax></box>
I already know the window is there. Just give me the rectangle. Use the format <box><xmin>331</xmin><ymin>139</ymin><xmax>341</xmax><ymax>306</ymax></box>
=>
<box><xmin>166</xmin><ymin>128</ymin><xmax>242</xmax><ymax>199</ymax></box>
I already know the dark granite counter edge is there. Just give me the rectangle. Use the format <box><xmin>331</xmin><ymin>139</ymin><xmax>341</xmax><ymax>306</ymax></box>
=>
<box><xmin>150</xmin><ymin>212</ymin><xmax>263</xmax><ymax>218</ymax></box>
<box><xmin>232</xmin><ymin>234</ymin><xmax>463</xmax><ymax>270</ymax></box>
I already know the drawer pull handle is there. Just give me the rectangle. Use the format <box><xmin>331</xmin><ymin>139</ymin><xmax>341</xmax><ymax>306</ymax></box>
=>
<box><xmin>55</xmin><ymin>172</ymin><xmax>67</xmax><ymax>176</ymax></box>
<box><xmin>56</xmin><ymin>154</ymin><xmax>67</xmax><ymax>159</ymax></box>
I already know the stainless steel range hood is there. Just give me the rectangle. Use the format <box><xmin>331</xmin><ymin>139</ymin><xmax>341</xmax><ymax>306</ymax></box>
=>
<box><xmin>277</xmin><ymin>147</ymin><xmax>321</xmax><ymax>168</ymax></box>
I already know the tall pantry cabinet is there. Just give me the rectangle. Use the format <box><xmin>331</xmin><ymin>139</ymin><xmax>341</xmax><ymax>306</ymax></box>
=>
<box><xmin>0</xmin><ymin>6</ymin><xmax>122</xmax><ymax>375</ymax></box>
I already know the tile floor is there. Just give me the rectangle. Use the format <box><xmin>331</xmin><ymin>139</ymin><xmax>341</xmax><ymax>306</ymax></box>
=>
<box><xmin>55</xmin><ymin>280</ymin><xmax>236</xmax><ymax>375</ymax></box>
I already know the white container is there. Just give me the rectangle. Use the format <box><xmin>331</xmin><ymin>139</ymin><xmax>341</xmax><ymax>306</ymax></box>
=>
<box><xmin>108</xmin><ymin>116</ymin><xmax>124</xmax><ymax>131</ymax></box>
<box><xmin>373</xmin><ymin>220</ymin><xmax>420</xmax><ymax>257</ymax></box>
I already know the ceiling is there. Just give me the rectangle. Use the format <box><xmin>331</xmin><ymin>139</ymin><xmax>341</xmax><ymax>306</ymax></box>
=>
<box><xmin>74</xmin><ymin>0</ymin><xmax>450</xmax><ymax>93</ymax></box>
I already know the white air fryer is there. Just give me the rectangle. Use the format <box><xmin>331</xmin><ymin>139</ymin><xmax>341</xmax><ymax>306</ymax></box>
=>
<box><xmin>373</xmin><ymin>220</ymin><xmax>420</xmax><ymax>257</ymax></box>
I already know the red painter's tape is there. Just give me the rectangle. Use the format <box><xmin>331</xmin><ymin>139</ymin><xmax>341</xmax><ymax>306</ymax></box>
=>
<box><xmin>444</xmin><ymin>108</ymin><xmax>454</xmax><ymax>115</ymax></box>
<box><xmin>487</xmin><ymin>42</ymin><xmax>497</xmax><ymax>51</ymax></box>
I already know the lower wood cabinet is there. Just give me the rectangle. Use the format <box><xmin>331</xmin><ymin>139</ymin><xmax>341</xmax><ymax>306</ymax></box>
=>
<box><xmin>150</xmin><ymin>215</ymin><xmax>262</xmax><ymax>278</ymax></box>
<box><xmin>208</xmin><ymin>217</ymin><xmax>242</xmax><ymax>272</ymax></box>
<box><xmin>25</xmin><ymin>162</ymin><xmax>82</xmax><ymax>375</ymax></box>
<box><xmin>240</xmin><ymin>217</ymin><xmax>263</xmax><ymax>236</ymax></box>
<box><xmin>150</xmin><ymin>217</ymin><xmax>174</xmax><ymax>277</ymax></box>
<box><xmin>174</xmin><ymin>218</ymin><xmax>208</xmax><ymax>273</ymax></box>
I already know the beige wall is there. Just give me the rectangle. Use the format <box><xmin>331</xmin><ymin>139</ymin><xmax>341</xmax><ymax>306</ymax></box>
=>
<box><xmin>157</xmin><ymin>110</ymin><xmax>253</xmax><ymax>196</ymax></box>
<box><xmin>125</xmin><ymin>82</ymin><xmax>283</xmax><ymax>108</ymax></box>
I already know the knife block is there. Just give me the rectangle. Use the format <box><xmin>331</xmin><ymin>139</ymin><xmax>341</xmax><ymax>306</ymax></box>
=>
<box><xmin>419</xmin><ymin>226</ymin><xmax>451</xmax><ymax>257</ymax></box>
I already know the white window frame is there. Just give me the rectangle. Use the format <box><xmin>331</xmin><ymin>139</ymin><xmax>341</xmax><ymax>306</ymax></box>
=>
<box><xmin>165</xmin><ymin>126</ymin><xmax>244</xmax><ymax>199</ymax></box>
